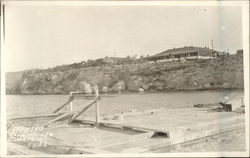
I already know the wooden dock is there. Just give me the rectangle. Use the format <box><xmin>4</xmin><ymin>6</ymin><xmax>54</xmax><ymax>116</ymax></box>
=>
<box><xmin>7</xmin><ymin>89</ymin><xmax>246</xmax><ymax>154</ymax></box>
<box><xmin>7</xmin><ymin>107</ymin><xmax>245</xmax><ymax>154</ymax></box>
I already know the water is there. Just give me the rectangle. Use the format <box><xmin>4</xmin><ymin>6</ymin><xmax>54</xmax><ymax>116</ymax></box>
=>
<box><xmin>6</xmin><ymin>90</ymin><xmax>243</xmax><ymax>119</ymax></box>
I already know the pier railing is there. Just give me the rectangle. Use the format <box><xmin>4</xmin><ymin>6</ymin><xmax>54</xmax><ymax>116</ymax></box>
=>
<box><xmin>48</xmin><ymin>85</ymin><xmax>113</xmax><ymax>127</ymax></box>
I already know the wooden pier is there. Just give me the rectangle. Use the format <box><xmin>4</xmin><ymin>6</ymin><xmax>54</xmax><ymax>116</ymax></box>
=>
<box><xmin>7</xmin><ymin>88</ymin><xmax>246</xmax><ymax>154</ymax></box>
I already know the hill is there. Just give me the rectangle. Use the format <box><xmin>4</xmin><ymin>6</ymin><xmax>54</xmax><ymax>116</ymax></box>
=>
<box><xmin>5</xmin><ymin>54</ymin><xmax>244</xmax><ymax>94</ymax></box>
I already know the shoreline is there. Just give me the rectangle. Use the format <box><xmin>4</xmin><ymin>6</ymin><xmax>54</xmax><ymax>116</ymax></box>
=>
<box><xmin>5</xmin><ymin>88</ymin><xmax>244</xmax><ymax>96</ymax></box>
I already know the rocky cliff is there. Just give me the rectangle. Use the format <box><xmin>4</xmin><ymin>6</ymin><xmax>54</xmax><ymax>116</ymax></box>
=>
<box><xmin>6</xmin><ymin>55</ymin><xmax>244</xmax><ymax>94</ymax></box>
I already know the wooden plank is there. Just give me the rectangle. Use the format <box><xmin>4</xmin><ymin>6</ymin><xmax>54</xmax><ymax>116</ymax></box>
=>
<box><xmin>8</xmin><ymin>113</ymin><xmax>61</xmax><ymax>121</ymax></box>
<box><xmin>68</xmin><ymin>98</ymin><xmax>99</xmax><ymax>123</ymax></box>
<box><xmin>44</xmin><ymin>98</ymin><xmax>98</xmax><ymax>127</ymax></box>
<box><xmin>53</xmin><ymin>97</ymin><xmax>73</xmax><ymax>113</ymax></box>
<box><xmin>73</xmin><ymin>95</ymin><xmax>114</xmax><ymax>98</ymax></box>
<box><xmin>101</xmin><ymin>121</ymin><xmax>169</xmax><ymax>134</ymax></box>
<box><xmin>42</xmin><ymin>112</ymin><xmax>73</xmax><ymax>127</ymax></box>
<box><xmin>95</xmin><ymin>86</ymin><xmax>100</xmax><ymax>127</ymax></box>
<box><xmin>43</xmin><ymin>144</ymin><xmax>113</xmax><ymax>154</ymax></box>
<box><xmin>97</xmin><ymin>132</ymin><xmax>155</xmax><ymax>149</ymax></box>
<box><xmin>81</xmin><ymin>119</ymin><xmax>170</xmax><ymax>137</ymax></box>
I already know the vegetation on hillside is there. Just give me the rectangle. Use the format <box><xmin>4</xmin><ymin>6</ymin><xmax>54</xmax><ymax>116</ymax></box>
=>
<box><xmin>6</xmin><ymin>54</ymin><xmax>244</xmax><ymax>94</ymax></box>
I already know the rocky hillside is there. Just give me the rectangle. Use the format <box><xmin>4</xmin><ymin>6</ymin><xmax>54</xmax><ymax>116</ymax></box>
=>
<box><xmin>6</xmin><ymin>54</ymin><xmax>244</xmax><ymax>94</ymax></box>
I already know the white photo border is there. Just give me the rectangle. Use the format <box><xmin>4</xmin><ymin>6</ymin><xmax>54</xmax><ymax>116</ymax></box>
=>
<box><xmin>1</xmin><ymin>0</ymin><xmax>249</xmax><ymax>157</ymax></box>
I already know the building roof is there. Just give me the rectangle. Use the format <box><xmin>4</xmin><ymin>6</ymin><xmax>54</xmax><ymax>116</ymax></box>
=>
<box><xmin>103</xmin><ymin>56</ymin><xmax>116</xmax><ymax>63</ymax></box>
<box><xmin>236</xmin><ymin>49</ymin><xmax>243</xmax><ymax>54</ymax></box>
<box><xmin>150</xmin><ymin>46</ymin><xmax>216</xmax><ymax>58</ymax></box>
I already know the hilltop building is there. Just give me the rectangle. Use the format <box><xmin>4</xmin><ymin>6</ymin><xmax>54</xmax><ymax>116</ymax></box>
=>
<box><xmin>147</xmin><ymin>46</ymin><xmax>219</xmax><ymax>63</ymax></box>
<box><xmin>103</xmin><ymin>56</ymin><xmax>116</xmax><ymax>64</ymax></box>
<box><xmin>236</xmin><ymin>49</ymin><xmax>243</xmax><ymax>56</ymax></box>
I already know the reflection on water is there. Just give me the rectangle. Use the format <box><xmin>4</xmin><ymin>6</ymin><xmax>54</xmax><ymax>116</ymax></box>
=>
<box><xmin>6</xmin><ymin>90</ymin><xmax>243</xmax><ymax>118</ymax></box>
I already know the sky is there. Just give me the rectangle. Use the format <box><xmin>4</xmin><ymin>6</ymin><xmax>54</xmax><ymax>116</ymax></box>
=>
<box><xmin>4</xmin><ymin>4</ymin><xmax>243</xmax><ymax>72</ymax></box>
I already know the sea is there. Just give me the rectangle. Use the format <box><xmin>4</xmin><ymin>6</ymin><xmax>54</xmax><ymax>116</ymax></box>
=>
<box><xmin>6</xmin><ymin>90</ymin><xmax>244</xmax><ymax>119</ymax></box>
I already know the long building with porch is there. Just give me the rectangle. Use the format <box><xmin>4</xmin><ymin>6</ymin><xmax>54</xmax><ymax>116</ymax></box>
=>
<box><xmin>147</xmin><ymin>46</ymin><xmax>219</xmax><ymax>62</ymax></box>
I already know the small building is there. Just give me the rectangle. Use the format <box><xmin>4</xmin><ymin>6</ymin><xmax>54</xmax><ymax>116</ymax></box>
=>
<box><xmin>103</xmin><ymin>56</ymin><xmax>116</xmax><ymax>64</ymax></box>
<box><xmin>236</xmin><ymin>49</ymin><xmax>243</xmax><ymax>56</ymax></box>
<box><xmin>147</xmin><ymin>46</ymin><xmax>219</xmax><ymax>63</ymax></box>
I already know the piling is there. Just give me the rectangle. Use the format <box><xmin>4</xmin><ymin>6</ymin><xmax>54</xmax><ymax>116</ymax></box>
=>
<box><xmin>70</xmin><ymin>101</ymin><xmax>73</xmax><ymax>111</ymax></box>
<box><xmin>95</xmin><ymin>85</ymin><xmax>100</xmax><ymax>127</ymax></box>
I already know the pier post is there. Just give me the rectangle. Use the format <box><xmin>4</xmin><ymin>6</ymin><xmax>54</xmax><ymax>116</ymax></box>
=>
<box><xmin>69</xmin><ymin>92</ymin><xmax>73</xmax><ymax>111</ymax></box>
<box><xmin>95</xmin><ymin>85</ymin><xmax>99</xmax><ymax>127</ymax></box>
<box><xmin>70</xmin><ymin>101</ymin><xmax>73</xmax><ymax>111</ymax></box>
